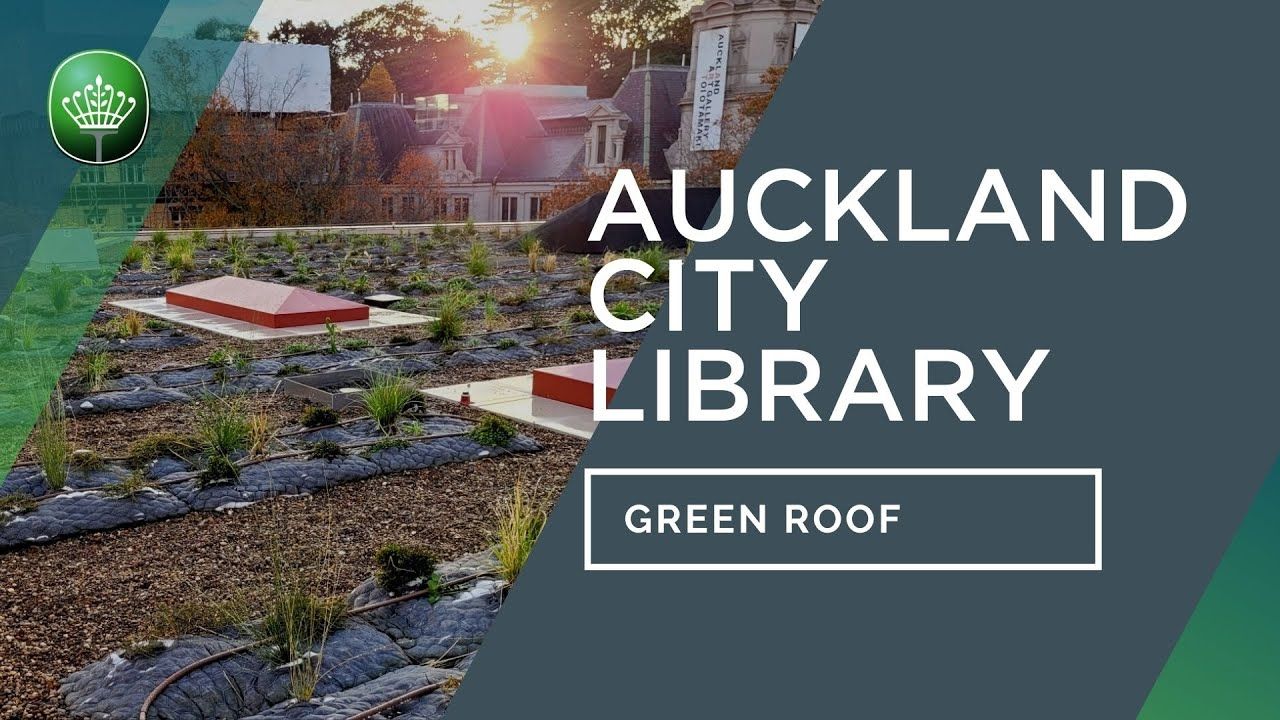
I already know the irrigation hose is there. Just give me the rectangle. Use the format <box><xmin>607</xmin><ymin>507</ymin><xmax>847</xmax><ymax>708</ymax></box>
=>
<box><xmin>137</xmin><ymin>571</ymin><xmax>497</xmax><ymax>720</ymax></box>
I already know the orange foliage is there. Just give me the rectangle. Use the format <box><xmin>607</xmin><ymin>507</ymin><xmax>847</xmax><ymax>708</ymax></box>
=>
<box><xmin>543</xmin><ymin>164</ymin><xmax>656</xmax><ymax>216</ymax></box>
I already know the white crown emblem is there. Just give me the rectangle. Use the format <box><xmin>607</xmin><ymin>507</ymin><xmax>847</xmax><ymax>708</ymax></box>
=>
<box><xmin>61</xmin><ymin>74</ymin><xmax>137</xmax><ymax>131</ymax></box>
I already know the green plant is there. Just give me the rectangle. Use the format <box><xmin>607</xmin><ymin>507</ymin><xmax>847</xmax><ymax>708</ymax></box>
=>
<box><xmin>388</xmin><ymin>333</ymin><xmax>415</xmax><ymax>346</ymax></box>
<box><xmin>121</xmin><ymin>243</ymin><xmax>149</xmax><ymax>266</ymax></box>
<box><xmin>362</xmin><ymin>374</ymin><xmax>420</xmax><ymax>431</ymax></box>
<box><xmin>639</xmin><ymin>300</ymin><xmax>664</xmax><ymax>317</ymax></box>
<box><xmin>307</xmin><ymin>439</ymin><xmax>347</xmax><ymax>461</ymax></box>
<box><xmin>47</xmin><ymin>268</ymin><xmax>74</xmax><ymax>313</ymax></box>
<box><xmin>254</xmin><ymin>589</ymin><xmax>346</xmax><ymax>699</ymax></box>
<box><xmin>609</xmin><ymin>300</ymin><xmax>641</xmax><ymax>320</ymax></box>
<box><xmin>198</xmin><ymin>452</ymin><xmax>238</xmax><ymax>486</ymax></box>
<box><xmin>80</xmin><ymin>351</ymin><xmax>117</xmax><ymax>391</ymax></box>
<box><xmin>432</xmin><ymin>224</ymin><xmax>447</xmax><ymax>243</ymax></box>
<box><xmin>120</xmin><ymin>311</ymin><xmax>145</xmax><ymax>337</ymax></box>
<box><xmin>465</xmin><ymin>241</ymin><xmax>492</xmax><ymax>276</ymax></box>
<box><xmin>248</xmin><ymin>413</ymin><xmax>275</xmax><ymax>458</ymax></box>
<box><xmin>0</xmin><ymin>493</ymin><xmax>38</xmax><ymax>516</ymax></box>
<box><xmin>493</xmin><ymin>479</ymin><xmax>547</xmax><ymax>584</ymax></box>
<box><xmin>624</xmin><ymin>245</ymin><xmax>670</xmax><ymax>282</ymax></box>
<box><xmin>341</xmin><ymin>338</ymin><xmax>372</xmax><ymax>351</ymax></box>
<box><xmin>364</xmin><ymin>437</ymin><xmax>410</xmax><ymax>456</ymax></box>
<box><xmin>103</xmin><ymin>471</ymin><xmax>152</xmax><ymax>500</ymax></box>
<box><xmin>299</xmin><ymin>405</ymin><xmax>339</xmax><ymax>428</ymax></box>
<box><xmin>165</xmin><ymin>236</ymin><xmax>196</xmax><ymax>272</ymax></box>
<box><xmin>324</xmin><ymin>319</ymin><xmax>339</xmax><ymax>354</ymax></box>
<box><xmin>150</xmin><ymin>596</ymin><xmax>250</xmax><ymax>637</ymax></box>
<box><xmin>195</xmin><ymin>397</ymin><xmax>251</xmax><ymax>456</ymax></box>
<box><xmin>283</xmin><ymin>342</ymin><xmax>318</xmax><ymax>355</ymax></box>
<box><xmin>469</xmin><ymin>413</ymin><xmax>517</xmax><ymax>447</ymax></box>
<box><xmin>516</xmin><ymin>232</ymin><xmax>541</xmax><ymax>256</ymax></box>
<box><xmin>463</xmin><ymin>218</ymin><xmax>476</xmax><ymax>237</ymax></box>
<box><xmin>350</xmin><ymin>275</ymin><xmax>371</xmax><ymax>295</ymax></box>
<box><xmin>276</xmin><ymin>363</ymin><xmax>306</xmax><ymax>377</ymax></box>
<box><xmin>68</xmin><ymin>449</ymin><xmax>105</xmax><ymax>472</ymax></box>
<box><xmin>126</xmin><ymin>432</ymin><xmax>198</xmax><ymax>468</ymax></box>
<box><xmin>373</xmin><ymin>543</ymin><xmax>438</xmax><ymax>593</ymax></box>
<box><xmin>206</xmin><ymin>347</ymin><xmax>250</xmax><ymax>372</ymax></box>
<box><xmin>569</xmin><ymin>307</ymin><xmax>596</xmax><ymax>324</ymax></box>
<box><xmin>150</xmin><ymin>230</ymin><xmax>169</xmax><ymax>253</ymax></box>
<box><xmin>496</xmin><ymin>337</ymin><xmax>519</xmax><ymax>349</ymax></box>
<box><xmin>32</xmin><ymin>388</ymin><xmax>69</xmax><ymax>491</ymax></box>
<box><xmin>428</xmin><ymin>289</ymin><xmax>473</xmax><ymax>343</ymax></box>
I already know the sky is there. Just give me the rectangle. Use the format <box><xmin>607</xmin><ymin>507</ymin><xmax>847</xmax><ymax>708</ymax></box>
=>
<box><xmin>249</xmin><ymin>0</ymin><xmax>496</xmax><ymax>37</ymax></box>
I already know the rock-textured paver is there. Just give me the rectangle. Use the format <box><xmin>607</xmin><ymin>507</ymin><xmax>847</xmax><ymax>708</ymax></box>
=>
<box><xmin>61</xmin><ymin>553</ymin><xmax>501</xmax><ymax>720</ymax></box>
<box><xmin>0</xmin><ymin>420</ymin><xmax>538</xmax><ymax>549</ymax></box>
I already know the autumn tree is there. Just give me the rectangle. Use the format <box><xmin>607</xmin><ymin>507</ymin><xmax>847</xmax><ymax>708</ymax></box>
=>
<box><xmin>165</xmin><ymin>96</ymin><xmax>383</xmax><ymax>226</ymax></box>
<box><xmin>388</xmin><ymin>152</ymin><xmax>445</xmax><ymax>221</ymax></box>
<box><xmin>360</xmin><ymin>62</ymin><xmax>397</xmax><ymax>102</ymax></box>
<box><xmin>543</xmin><ymin>164</ymin><xmax>655</xmax><ymax>216</ymax></box>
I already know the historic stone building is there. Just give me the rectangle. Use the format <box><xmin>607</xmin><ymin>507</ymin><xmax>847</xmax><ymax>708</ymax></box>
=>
<box><xmin>666</xmin><ymin>0</ymin><xmax>822</xmax><ymax>172</ymax></box>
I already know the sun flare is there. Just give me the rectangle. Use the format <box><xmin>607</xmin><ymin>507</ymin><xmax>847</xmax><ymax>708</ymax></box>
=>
<box><xmin>489</xmin><ymin>21</ymin><xmax>533</xmax><ymax>61</ymax></box>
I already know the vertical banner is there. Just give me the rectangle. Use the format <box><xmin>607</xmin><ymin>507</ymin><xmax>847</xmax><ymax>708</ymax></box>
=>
<box><xmin>691</xmin><ymin>26</ymin><xmax>728</xmax><ymax>151</ymax></box>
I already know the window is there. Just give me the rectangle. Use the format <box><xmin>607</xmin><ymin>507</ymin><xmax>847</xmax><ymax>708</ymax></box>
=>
<box><xmin>529</xmin><ymin>196</ymin><xmax>544</xmax><ymax>220</ymax></box>
<box><xmin>381</xmin><ymin>196</ymin><xmax>394</xmax><ymax>218</ymax></box>
<box><xmin>80</xmin><ymin>166</ymin><xmax>105</xmax><ymax>184</ymax></box>
<box><xmin>168</xmin><ymin>206</ymin><xmax>187</xmax><ymax>227</ymax></box>
<box><xmin>431</xmin><ymin>196</ymin><xmax>450</xmax><ymax>219</ymax></box>
<box><xmin>122</xmin><ymin>163</ymin><xmax>145</xmax><ymax>184</ymax></box>
<box><xmin>501</xmin><ymin>196</ymin><xmax>520</xmax><ymax>222</ymax></box>
<box><xmin>595</xmin><ymin>124</ymin><xmax>607</xmax><ymax>165</ymax></box>
<box><xmin>452</xmin><ymin>196</ymin><xmax>470</xmax><ymax>220</ymax></box>
<box><xmin>443</xmin><ymin>148</ymin><xmax>458</xmax><ymax>171</ymax></box>
<box><xmin>401</xmin><ymin>195</ymin><xmax>416</xmax><ymax>217</ymax></box>
<box><xmin>125</xmin><ymin>209</ymin><xmax>145</xmax><ymax>226</ymax></box>
<box><xmin>86</xmin><ymin>208</ymin><xmax>106</xmax><ymax>226</ymax></box>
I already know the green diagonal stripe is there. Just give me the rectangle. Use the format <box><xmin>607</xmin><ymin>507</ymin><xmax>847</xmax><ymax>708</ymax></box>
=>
<box><xmin>0</xmin><ymin>1</ymin><xmax>264</xmax><ymax>480</ymax></box>
<box><xmin>1138</xmin><ymin>462</ymin><xmax>1280</xmax><ymax>717</ymax></box>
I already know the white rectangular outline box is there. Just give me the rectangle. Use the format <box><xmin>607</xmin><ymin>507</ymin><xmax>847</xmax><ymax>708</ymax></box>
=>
<box><xmin>583</xmin><ymin>468</ymin><xmax>1102</xmax><ymax>572</ymax></box>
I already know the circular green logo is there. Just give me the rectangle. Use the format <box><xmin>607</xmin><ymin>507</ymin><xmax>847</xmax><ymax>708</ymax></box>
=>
<box><xmin>48</xmin><ymin>50</ymin><xmax>149</xmax><ymax>165</ymax></box>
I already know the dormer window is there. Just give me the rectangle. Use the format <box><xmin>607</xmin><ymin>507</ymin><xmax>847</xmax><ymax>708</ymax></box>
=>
<box><xmin>595</xmin><ymin>124</ymin><xmax>608</xmax><ymax>165</ymax></box>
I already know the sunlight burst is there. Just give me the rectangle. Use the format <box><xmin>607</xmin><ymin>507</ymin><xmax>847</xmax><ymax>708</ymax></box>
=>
<box><xmin>489</xmin><ymin>21</ymin><xmax>533</xmax><ymax>62</ymax></box>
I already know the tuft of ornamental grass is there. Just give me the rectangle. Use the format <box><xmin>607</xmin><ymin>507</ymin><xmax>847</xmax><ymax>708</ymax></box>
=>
<box><xmin>373</xmin><ymin>542</ymin><xmax>438</xmax><ymax>593</ymax></box>
<box><xmin>492</xmin><ymin>479</ymin><xmax>547</xmax><ymax>584</ymax></box>
<box><xmin>254</xmin><ymin>588</ymin><xmax>346</xmax><ymax>701</ymax></box>
<box><xmin>165</xmin><ymin>236</ymin><xmax>196</xmax><ymax>272</ymax></box>
<box><xmin>361</xmin><ymin>374</ymin><xmax>420</xmax><ymax>432</ymax></box>
<box><xmin>468</xmin><ymin>413</ymin><xmax>516</xmax><ymax>447</ymax></box>
<box><xmin>465</xmin><ymin>241</ymin><xmax>492</xmax><ymax>277</ymax></box>
<box><xmin>120</xmin><ymin>311</ymin><xmax>146</xmax><ymax>338</ymax></box>
<box><xmin>47</xmin><ymin>269</ymin><xmax>75</xmax><ymax>313</ymax></box>
<box><xmin>121</xmin><ymin>243</ymin><xmax>150</xmax><ymax>266</ymax></box>
<box><xmin>623</xmin><ymin>245</ymin><xmax>670</xmax><ymax>282</ymax></box>
<box><xmin>428</xmin><ymin>289</ymin><xmax>473</xmax><ymax>343</ymax></box>
<box><xmin>32</xmin><ymin>387</ymin><xmax>69</xmax><ymax>491</ymax></box>
<box><xmin>80</xmin><ymin>351</ymin><xmax>117</xmax><ymax>392</ymax></box>
<box><xmin>541</xmin><ymin>253</ymin><xmax>558</xmax><ymax>273</ymax></box>
<box><xmin>248</xmin><ymin>412</ymin><xmax>275</xmax><ymax>458</ymax></box>
<box><xmin>195</xmin><ymin>396</ymin><xmax>251</xmax><ymax>457</ymax></box>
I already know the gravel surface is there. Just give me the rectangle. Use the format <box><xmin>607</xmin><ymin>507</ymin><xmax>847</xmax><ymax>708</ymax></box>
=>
<box><xmin>0</xmin><ymin>343</ymin><xmax>629</xmax><ymax>719</ymax></box>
